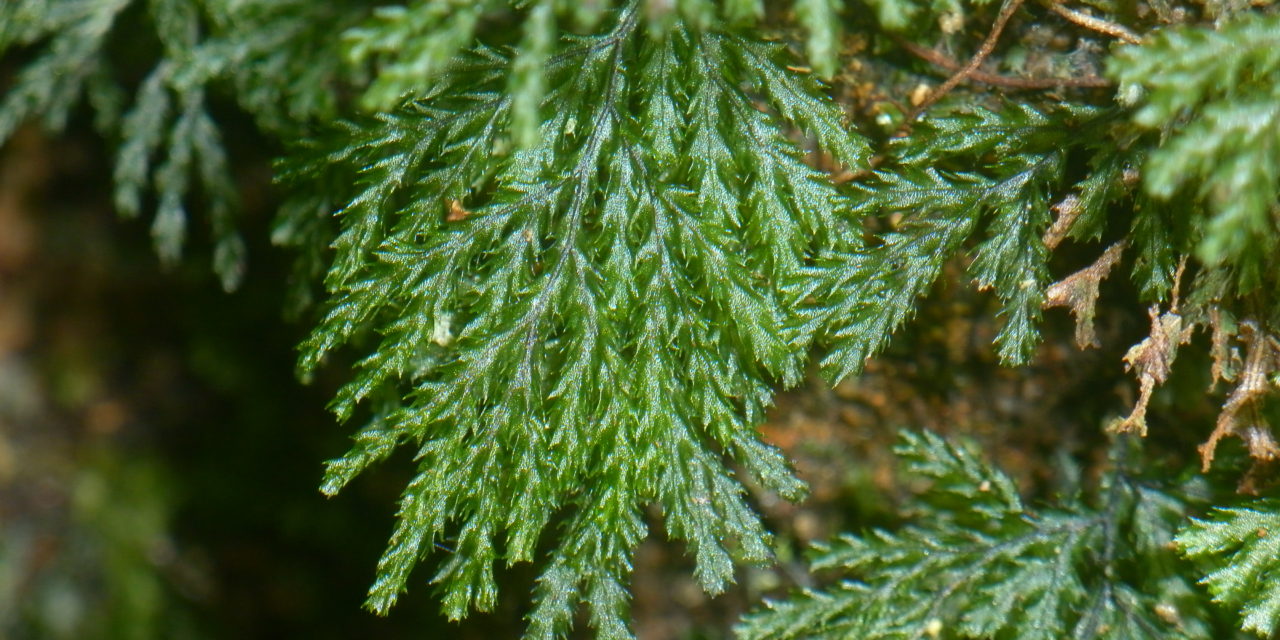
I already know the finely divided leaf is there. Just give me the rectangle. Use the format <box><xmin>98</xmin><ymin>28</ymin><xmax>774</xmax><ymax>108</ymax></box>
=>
<box><xmin>298</xmin><ymin>8</ymin><xmax>867</xmax><ymax>636</ymax></box>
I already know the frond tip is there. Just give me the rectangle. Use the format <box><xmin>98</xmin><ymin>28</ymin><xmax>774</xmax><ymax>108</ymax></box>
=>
<box><xmin>1179</xmin><ymin>500</ymin><xmax>1280</xmax><ymax>637</ymax></box>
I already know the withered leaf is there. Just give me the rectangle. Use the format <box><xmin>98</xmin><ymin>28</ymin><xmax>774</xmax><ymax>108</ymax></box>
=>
<box><xmin>1041</xmin><ymin>193</ymin><xmax>1084</xmax><ymax>251</ymax></box>
<box><xmin>1199</xmin><ymin>321</ymin><xmax>1280</xmax><ymax>471</ymax></box>
<box><xmin>1044</xmin><ymin>241</ymin><xmax>1125</xmax><ymax>349</ymax></box>
<box><xmin>445</xmin><ymin>199</ymin><xmax>471</xmax><ymax>222</ymax></box>
<box><xmin>1109</xmin><ymin>304</ymin><xmax>1194</xmax><ymax>436</ymax></box>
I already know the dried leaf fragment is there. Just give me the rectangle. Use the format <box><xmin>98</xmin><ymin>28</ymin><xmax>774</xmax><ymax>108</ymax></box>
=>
<box><xmin>445</xmin><ymin>199</ymin><xmax>471</xmax><ymax>222</ymax></box>
<box><xmin>1044</xmin><ymin>241</ymin><xmax>1125</xmax><ymax>349</ymax></box>
<box><xmin>1042</xmin><ymin>193</ymin><xmax>1084</xmax><ymax>251</ymax></box>
<box><xmin>1208</xmin><ymin>307</ymin><xmax>1241</xmax><ymax>389</ymax></box>
<box><xmin>1198</xmin><ymin>321</ymin><xmax>1280</xmax><ymax>471</ymax></box>
<box><xmin>1108</xmin><ymin>304</ymin><xmax>1193</xmax><ymax>436</ymax></box>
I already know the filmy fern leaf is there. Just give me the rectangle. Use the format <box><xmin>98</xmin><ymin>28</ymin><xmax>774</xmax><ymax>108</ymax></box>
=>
<box><xmin>295</xmin><ymin>6</ymin><xmax>867</xmax><ymax>636</ymax></box>
<box><xmin>739</xmin><ymin>431</ymin><xmax>1221</xmax><ymax>640</ymax></box>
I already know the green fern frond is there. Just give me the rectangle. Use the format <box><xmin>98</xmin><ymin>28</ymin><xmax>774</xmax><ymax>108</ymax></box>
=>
<box><xmin>1</xmin><ymin>0</ymin><xmax>361</xmax><ymax>290</ymax></box>
<box><xmin>814</xmin><ymin>103</ymin><xmax>1115</xmax><ymax>377</ymax></box>
<box><xmin>343</xmin><ymin>0</ymin><xmax>849</xmax><ymax>115</ymax></box>
<box><xmin>809</xmin><ymin>168</ymin><xmax>978</xmax><ymax>381</ymax></box>
<box><xmin>739</xmin><ymin>431</ymin><xmax>1222</xmax><ymax>640</ymax></box>
<box><xmin>13</xmin><ymin>1</ymin><xmax>1280</xmax><ymax>637</ymax></box>
<box><xmin>0</xmin><ymin>0</ymin><xmax>130</xmax><ymax>140</ymax></box>
<box><xmin>793</xmin><ymin>0</ymin><xmax>841</xmax><ymax>77</ymax></box>
<box><xmin>1110</xmin><ymin>12</ymin><xmax>1280</xmax><ymax>293</ymax></box>
<box><xmin>1179</xmin><ymin>500</ymin><xmax>1280</xmax><ymax>637</ymax></box>
<box><xmin>294</xmin><ymin>5</ymin><xmax>867</xmax><ymax>636</ymax></box>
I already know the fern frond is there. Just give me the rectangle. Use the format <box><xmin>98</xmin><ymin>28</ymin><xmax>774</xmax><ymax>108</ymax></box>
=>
<box><xmin>294</xmin><ymin>6</ymin><xmax>868</xmax><ymax>636</ymax></box>
<box><xmin>739</xmin><ymin>431</ymin><xmax>1223</xmax><ymax>640</ymax></box>
<box><xmin>2</xmin><ymin>0</ymin><xmax>360</xmax><ymax>290</ymax></box>
<box><xmin>1109</xmin><ymin>12</ymin><xmax>1280</xmax><ymax>293</ymax></box>
<box><xmin>814</xmin><ymin>102</ymin><xmax>1113</xmax><ymax>377</ymax></box>
<box><xmin>810</xmin><ymin>168</ymin><xmax>978</xmax><ymax>381</ymax></box>
<box><xmin>1179</xmin><ymin>499</ymin><xmax>1280</xmax><ymax>636</ymax></box>
<box><xmin>342</xmin><ymin>0</ymin><xmax>849</xmax><ymax>114</ymax></box>
<box><xmin>0</xmin><ymin>0</ymin><xmax>131</xmax><ymax>141</ymax></box>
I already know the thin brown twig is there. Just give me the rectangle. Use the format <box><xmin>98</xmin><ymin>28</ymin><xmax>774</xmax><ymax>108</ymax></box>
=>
<box><xmin>895</xmin><ymin>37</ymin><xmax>1113</xmax><ymax>90</ymax></box>
<box><xmin>1043</xmin><ymin>1</ymin><xmax>1142</xmax><ymax>44</ymax></box>
<box><xmin>908</xmin><ymin>0</ymin><xmax>1028</xmax><ymax>121</ymax></box>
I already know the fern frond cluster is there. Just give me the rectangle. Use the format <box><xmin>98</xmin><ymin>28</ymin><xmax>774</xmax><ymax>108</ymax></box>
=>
<box><xmin>8</xmin><ymin>0</ymin><xmax>1280</xmax><ymax>638</ymax></box>
<box><xmin>1180</xmin><ymin>500</ymin><xmax>1280</xmax><ymax>636</ymax></box>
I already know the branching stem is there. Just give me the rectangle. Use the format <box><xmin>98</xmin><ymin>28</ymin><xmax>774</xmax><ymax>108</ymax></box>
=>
<box><xmin>909</xmin><ymin>0</ymin><xmax>1027</xmax><ymax>121</ymax></box>
<box><xmin>895</xmin><ymin>36</ymin><xmax>1112</xmax><ymax>90</ymax></box>
<box><xmin>1043</xmin><ymin>1</ymin><xmax>1143</xmax><ymax>44</ymax></box>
